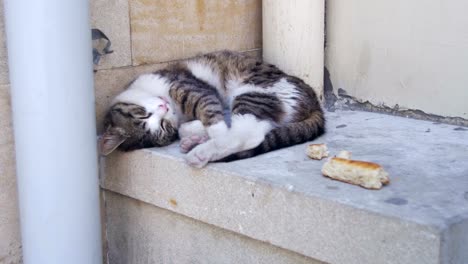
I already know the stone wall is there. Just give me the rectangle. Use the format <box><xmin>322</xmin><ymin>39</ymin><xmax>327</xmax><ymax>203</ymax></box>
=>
<box><xmin>104</xmin><ymin>191</ymin><xmax>320</xmax><ymax>264</ymax></box>
<box><xmin>0</xmin><ymin>0</ymin><xmax>21</xmax><ymax>262</ymax></box>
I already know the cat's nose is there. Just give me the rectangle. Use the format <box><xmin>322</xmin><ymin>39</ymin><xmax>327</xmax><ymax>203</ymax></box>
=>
<box><xmin>158</xmin><ymin>103</ymin><xmax>168</xmax><ymax>112</ymax></box>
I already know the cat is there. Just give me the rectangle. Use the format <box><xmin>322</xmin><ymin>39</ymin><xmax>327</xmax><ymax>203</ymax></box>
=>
<box><xmin>99</xmin><ymin>50</ymin><xmax>325</xmax><ymax>168</ymax></box>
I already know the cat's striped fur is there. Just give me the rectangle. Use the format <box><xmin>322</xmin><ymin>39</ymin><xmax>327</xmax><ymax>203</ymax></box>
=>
<box><xmin>100</xmin><ymin>50</ymin><xmax>325</xmax><ymax>167</ymax></box>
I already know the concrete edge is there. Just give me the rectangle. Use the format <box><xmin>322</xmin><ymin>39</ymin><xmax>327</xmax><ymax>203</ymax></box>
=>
<box><xmin>440</xmin><ymin>213</ymin><xmax>468</xmax><ymax>264</ymax></box>
<box><xmin>100</xmin><ymin>149</ymin><xmax>445</xmax><ymax>264</ymax></box>
<box><xmin>103</xmin><ymin>189</ymin><xmax>325</xmax><ymax>264</ymax></box>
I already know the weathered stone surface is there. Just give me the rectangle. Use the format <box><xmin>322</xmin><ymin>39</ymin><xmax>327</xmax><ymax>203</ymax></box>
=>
<box><xmin>0</xmin><ymin>85</ymin><xmax>20</xmax><ymax>264</ymax></box>
<box><xmin>102</xmin><ymin>110</ymin><xmax>468</xmax><ymax>264</ymax></box>
<box><xmin>99</xmin><ymin>190</ymin><xmax>108</xmax><ymax>264</ymax></box>
<box><xmin>130</xmin><ymin>0</ymin><xmax>262</xmax><ymax>65</ymax></box>
<box><xmin>0</xmin><ymin>142</ymin><xmax>21</xmax><ymax>264</ymax></box>
<box><xmin>90</xmin><ymin>0</ymin><xmax>132</xmax><ymax>70</ymax></box>
<box><xmin>0</xmin><ymin>85</ymin><xmax>13</xmax><ymax>145</ymax></box>
<box><xmin>0</xmin><ymin>0</ymin><xmax>9</xmax><ymax>85</ymax></box>
<box><xmin>0</xmin><ymin>3</ymin><xmax>21</xmax><ymax>259</ymax></box>
<box><xmin>443</xmin><ymin>216</ymin><xmax>468</xmax><ymax>264</ymax></box>
<box><xmin>104</xmin><ymin>190</ymin><xmax>323</xmax><ymax>264</ymax></box>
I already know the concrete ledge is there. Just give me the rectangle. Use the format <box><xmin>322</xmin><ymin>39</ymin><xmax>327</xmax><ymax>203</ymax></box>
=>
<box><xmin>101</xmin><ymin>110</ymin><xmax>468</xmax><ymax>264</ymax></box>
<box><xmin>104</xmin><ymin>190</ymin><xmax>323</xmax><ymax>264</ymax></box>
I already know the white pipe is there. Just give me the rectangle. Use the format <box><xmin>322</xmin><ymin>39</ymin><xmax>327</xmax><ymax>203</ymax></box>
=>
<box><xmin>263</xmin><ymin>0</ymin><xmax>325</xmax><ymax>101</ymax></box>
<box><xmin>4</xmin><ymin>1</ymin><xmax>102</xmax><ymax>263</ymax></box>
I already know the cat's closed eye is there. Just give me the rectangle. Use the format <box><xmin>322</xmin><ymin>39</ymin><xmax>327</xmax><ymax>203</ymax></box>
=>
<box><xmin>137</xmin><ymin>113</ymin><xmax>152</xmax><ymax>119</ymax></box>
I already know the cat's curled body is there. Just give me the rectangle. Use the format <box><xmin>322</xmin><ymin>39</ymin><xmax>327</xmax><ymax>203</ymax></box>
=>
<box><xmin>100</xmin><ymin>50</ymin><xmax>325</xmax><ymax>168</ymax></box>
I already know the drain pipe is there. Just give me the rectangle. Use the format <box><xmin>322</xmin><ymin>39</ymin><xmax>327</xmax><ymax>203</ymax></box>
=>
<box><xmin>4</xmin><ymin>1</ymin><xmax>102</xmax><ymax>263</ymax></box>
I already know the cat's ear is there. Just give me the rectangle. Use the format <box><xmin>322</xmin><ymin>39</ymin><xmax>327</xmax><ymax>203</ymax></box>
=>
<box><xmin>99</xmin><ymin>127</ymin><xmax>128</xmax><ymax>156</ymax></box>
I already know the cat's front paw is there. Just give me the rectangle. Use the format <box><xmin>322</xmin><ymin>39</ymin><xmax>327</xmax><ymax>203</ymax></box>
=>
<box><xmin>185</xmin><ymin>150</ymin><xmax>210</xmax><ymax>168</ymax></box>
<box><xmin>179</xmin><ymin>135</ymin><xmax>209</xmax><ymax>153</ymax></box>
<box><xmin>185</xmin><ymin>141</ymin><xmax>215</xmax><ymax>168</ymax></box>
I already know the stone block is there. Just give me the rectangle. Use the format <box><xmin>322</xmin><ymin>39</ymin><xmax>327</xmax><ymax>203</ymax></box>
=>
<box><xmin>0</xmin><ymin>0</ymin><xmax>9</xmax><ymax>85</ymax></box>
<box><xmin>130</xmin><ymin>0</ymin><xmax>262</xmax><ymax>65</ymax></box>
<box><xmin>0</xmin><ymin>85</ymin><xmax>13</xmax><ymax>146</ymax></box>
<box><xmin>0</xmin><ymin>143</ymin><xmax>21</xmax><ymax>264</ymax></box>
<box><xmin>104</xmin><ymin>190</ymin><xmax>322</xmax><ymax>264</ymax></box>
<box><xmin>90</xmin><ymin>0</ymin><xmax>132</xmax><ymax>70</ymax></box>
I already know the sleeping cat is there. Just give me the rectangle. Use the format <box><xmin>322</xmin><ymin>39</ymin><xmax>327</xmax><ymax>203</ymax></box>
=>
<box><xmin>99</xmin><ymin>50</ymin><xmax>325</xmax><ymax>168</ymax></box>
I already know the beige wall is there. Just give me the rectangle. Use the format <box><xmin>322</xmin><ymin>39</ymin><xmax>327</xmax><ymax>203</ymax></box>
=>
<box><xmin>326</xmin><ymin>0</ymin><xmax>468</xmax><ymax>118</ymax></box>
<box><xmin>130</xmin><ymin>0</ymin><xmax>261</xmax><ymax>65</ymax></box>
<box><xmin>263</xmin><ymin>0</ymin><xmax>325</xmax><ymax>101</ymax></box>
<box><xmin>0</xmin><ymin>0</ymin><xmax>261</xmax><ymax>263</ymax></box>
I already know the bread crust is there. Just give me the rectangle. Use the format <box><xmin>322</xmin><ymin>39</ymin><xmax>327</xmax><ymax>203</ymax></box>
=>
<box><xmin>321</xmin><ymin>157</ymin><xmax>390</xmax><ymax>189</ymax></box>
<box><xmin>332</xmin><ymin>158</ymin><xmax>381</xmax><ymax>169</ymax></box>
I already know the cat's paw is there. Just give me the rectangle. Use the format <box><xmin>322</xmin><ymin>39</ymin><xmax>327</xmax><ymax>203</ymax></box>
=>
<box><xmin>185</xmin><ymin>141</ymin><xmax>216</xmax><ymax>168</ymax></box>
<box><xmin>179</xmin><ymin>135</ymin><xmax>209</xmax><ymax>153</ymax></box>
<box><xmin>185</xmin><ymin>149</ymin><xmax>210</xmax><ymax>168</ymax></box>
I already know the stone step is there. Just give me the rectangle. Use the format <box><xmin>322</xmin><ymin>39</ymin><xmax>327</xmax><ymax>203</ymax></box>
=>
<box><xmin>101</xmin><ymin>110</ymin><xmax>468</xmax><ymax>264</ymax></box>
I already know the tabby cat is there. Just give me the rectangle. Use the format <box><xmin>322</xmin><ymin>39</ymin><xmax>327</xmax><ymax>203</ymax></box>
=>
<box><xmin>99</xmin><ymin>50</ymin><xmax>325</xmax><ymax>168</ymax></box>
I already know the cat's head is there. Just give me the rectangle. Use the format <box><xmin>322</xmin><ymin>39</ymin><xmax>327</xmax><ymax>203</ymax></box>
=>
<box><xmin>99</xmin><ymin>76</ymin><xmax>179</xmax><ymax>155</ymax></box>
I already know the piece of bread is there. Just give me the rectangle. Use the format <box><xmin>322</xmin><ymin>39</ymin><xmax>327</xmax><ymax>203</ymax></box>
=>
<box><xmin>321</xmin><ymin>158</ymin><xmax>390</xmax><ymax>189</ymax></box>
<box><xmin>336</xmin><ymin>150</ymin><xmax>352</xmax><ymax>159</ymax></box>
<box><xmin>306</xmin><ymin>144</ymin><xmax>329</xmax><ymax>160</ymax></box>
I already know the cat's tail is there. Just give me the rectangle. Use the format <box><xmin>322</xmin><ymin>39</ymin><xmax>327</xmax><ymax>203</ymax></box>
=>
<box><xmin>219</xmin><ymin>109</ymin><xmax>326</xmax><ymax>162</ymax></box>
